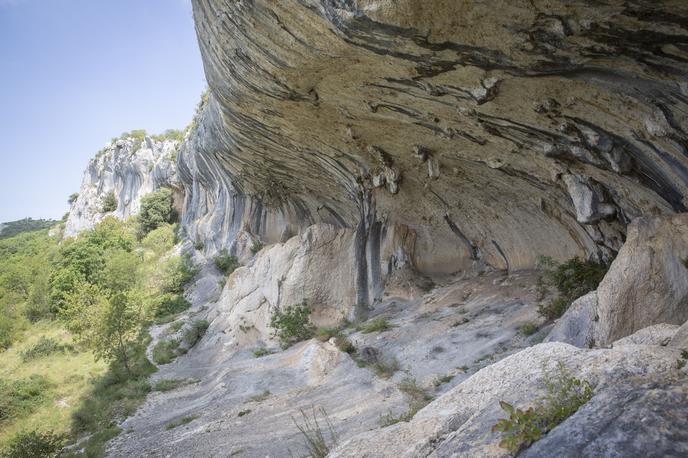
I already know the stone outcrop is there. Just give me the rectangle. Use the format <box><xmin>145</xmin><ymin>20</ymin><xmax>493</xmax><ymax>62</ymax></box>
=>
<box><xmin>64</xmin><ymin>137</ymin><xmax>180</xmax><ymax>238</ymax></box>
<box><xmin>182</xmin><ymin>0</ymin><xmax>688</xmax><ymax>311</ymax></box>
<box><xmin>549</xmin><ymin>213</ymin><xmax>688</xmax><ymax>347</ymax></box>
<box><xmin>331</xmin><ymin>341</ymin><xmax>686</xmax><ymax>458</ymax></box>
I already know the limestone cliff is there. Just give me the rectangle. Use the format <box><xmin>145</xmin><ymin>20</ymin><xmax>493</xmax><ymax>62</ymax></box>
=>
<box><xmin>64</xmin><ymin>137</ymin><xmax>180</xmax><ymax>238</ymax></box>
<box><xmin>183</xmin><ymin>0</ymin><xmax>688</xmax><ymax>312</ymax></box>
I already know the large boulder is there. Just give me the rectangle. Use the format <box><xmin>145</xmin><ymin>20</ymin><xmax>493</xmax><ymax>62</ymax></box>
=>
<box><xmin>329</xmin><ymin>342</ymin><xmax>684</xmax><ymax>457</ymax></box>
<box><xmin>549</xmin><ymin>214</ymin><xmax>688</xmax><ymax>347</ymax></box>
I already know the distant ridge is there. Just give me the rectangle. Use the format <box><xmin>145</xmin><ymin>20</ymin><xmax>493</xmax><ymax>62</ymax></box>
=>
<box><xmin>0</xmin><ymin>218</ymin><xmax>57</xmax><ymax>239</ymax></box>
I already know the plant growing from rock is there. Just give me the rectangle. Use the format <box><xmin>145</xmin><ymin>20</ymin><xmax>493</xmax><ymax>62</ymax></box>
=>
<box><xmin>269</xmin><ymin>302</ymin><xmax>315</xmax><ymax>349</ymax></box>
<box><xmin>137</xmin><ymin>188</ymin><xmax>176</xmax><ymax>238</ymax></box>
<box><xmin>183</xmin><ymin>319</ymin><xmax>209</xmax><ymax>348</ymax></box>
<box><xmin>214</xmin><ymin>250</ymin><xmax>240</xmax><ymax>275</ymax></box>
<box><xmin>0</xmin><ymin>430</ymin><xmax>64</xmax><ymax>458</ymax></box>
<box><xmin>360</xmin><ymin>318</ymin><xmax>394</xmax><ymax>334</ymax></box>
<box><xmin>165</xmin><ymin>415</ymin><xmax>199</xmax><ymax>430</ymax></box>
<box><xmin>536</xmin><ymin>256</ymin><xmax>609</xmax><ymax>320</ymax></box>
<box><xmin>492</xmin><ymin>362</ymin><xmax>594</xmax><ymax>454</ymax></box>
<box><xmin>292</xmin><ymin>407</ymin><xmax>338</xmax><ymax>458</ymax></box>
<box><xmin>101</xmin><ymin>192</ymin><xmax>118</xmax><ymax>213</ymax></box>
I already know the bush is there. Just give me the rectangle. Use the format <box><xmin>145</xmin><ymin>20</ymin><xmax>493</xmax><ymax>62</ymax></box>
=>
<box><xmin>315</xmin><ymin>328</ymin><xmax>340</xmax><ymax>342</ymax></box>
<box><xmin>269</xmin><ymin>303</ymin><xmax>315</xmax><ymax>349</ymax></box>
<box><xmin>100</xmin><ymin>193</ymin><xmax>117</xmax><ymax>213</ymax></box>
<box><xmin>520</xmin><ymin>322</ymin><xmax>539</xmax><ymax>337</ymax></box>
<box><xmin>152</xmin><ymin>378</ymin><xmax>196</xmax><ymax>392</ymax></box>
<box><xmin>152</xmin><ymin>340</ymin><xmax>180</xmax><ymax>365</ymax></box>
<box><xmin>253</xmin><ymin>348</ymin><xmax>270</xmax><ymax>358</ymax></box>
<box><xmin>165</xmin><ymin>415</ymin><xmax>198</xmax><ymax>430</ymax></box>
<box><xmin>1</xmin><ymin>430</ymin><xmax>64</xmax><ymax>458</ymax></box>
<box><xmin>213</xmin><ymin>250</ymin><xmax>239</xmax><ymax>275</ymax></box>
<box><xmin>250</xmin><ymin>240</ymin><xmax>263</xmax><ymax>255</ymax></box>
<box><xmin>194</xmin><ymin>240</ymin><xmax>204</xmax><ymax>251</ymax></box>
<box><xmin>183</xmin><ymin>320</ymin><xmax>209</xmax><ymax>348</ymax></box>
<box><xmin>158</xmin><ymin>254</ymin><xmax>198</xmax><ymax>295</ymax></box>
<box><xmin>153</xmin><ymin>294</ymin><xmax>191</xmax><ymax>323</ymax></box>
<box><xmin>537</xmin><ymin>257</ymin><xmax>609</xmax><ymax>320</ymax></box>
<box><xmin>360</xmin><ymin>318</ymin><xmax>393</xmax><ymax>334</ymax></box>
<box><xmin>68</xmin><ymin>193</ymin><xmax>79</xmax><ymax>205</ymax></box>
<box><xmin>137</xmin><ymin>188</ymin><xmax>176</xmax><ymax>237</ymax></box>
<box><xmin>492</xmin><ymin>362</ymin><xmax>594</xmax><ymax>454</ymax></box>
<box><xmin>20</xmin><ymin>337</ymin><xmax>68</xmax><ymax>362</ymax></box>
<box><xmin>0</xmin><ymin>375</ymin><xmax>52</xmax><ymax>422</ymax></box>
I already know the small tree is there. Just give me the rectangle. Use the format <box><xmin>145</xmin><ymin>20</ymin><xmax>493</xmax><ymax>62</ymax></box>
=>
<box><xmin>101</xmin><ymin>192</ymin><xmax>117</xmax><ymax>213</ymax></box>
<box><xmin>269</xmin><ymin>302</ymin><xmax>315</xmax><ymax>349</ymax></box>
<box><xmin>138</xmin><ymin>188</ymin><xmax>175</xmax><ymax>238</ymax></box>
<box><xmin>61</xmin><ymin>285</ymin><xmax>143</xmax><ymax>374</ymax></box>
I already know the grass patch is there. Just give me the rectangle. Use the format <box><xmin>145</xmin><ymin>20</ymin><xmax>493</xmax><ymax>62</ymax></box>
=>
<box><xmin>380</xmin><ymin>378</ymin><xmax>433</xmax><ymax>426</ymax></box>
<box><xmin>165</xmin><ymin>320</ymin><xmax>184</xmax><ymax>335</ymax></box>
<box><xmin>433</xmin><ymin>374</ymin><xmax>454</xmax><ymax>387</ymax></box>
<box><xmin>315</xmin><ymin>328</ymin><xmax>341</xmax><ymax>342</ymax></box>
<box><xmin>334</xmin><ymin>336</ymin><xmax>356</xmax><ymax>354</ymax></box>
<box><xmin>360</xmin><ymin>318</ymin><xmax>394</xmax><ymax>334</ymax></box>
<box><xmin>292</xmin><ymin>407</ymin><xmax>337</xmax><ymax>458</ymax></box>
<box><xmin>520</xmin><ymin>322</ymin><xmax>539</xmax><ymax>337</ymax></box>
<box><xmin>152</xmin><ymin>378</ymin><xmax>197</xmax><ymax>392</ymax></box>
<box><xmin>182</xmin><ymin>320</ymin><xmax>209</xmax><ymax>348</ymax></box>
<box><xmin>371</xmin><ymin>357</ymin><xmax>399</xmax><ymax>379</ymax></box>
<box><xmin>253</xmin><ymin>348</ymin><xmax>270</xmax><ymax>358</ymax></box>
<box><xmin>165</xmin><ymin>415</ymin><xmax>199</xmax><ymax>430</ymax></box>
<box><xmin>65</xmin><ymin>341</ymin><xmax>156</xmax><ymax>457</ymax></box>
<box><xmin>0</xmin><ymin>375</ymin><xmax>52</xmax><ymax>424</ymax></box>
<box><xmin>492</xmin><ymin>362</ymin><xmax>594</xmax><ymax>454</ymax></box>
<box><xmin>1</xmin><ymin>430</ymin><xmax>65</xmax><ymax>458</ymax></box>
<box><xmin>20</xmin><ymin>337</ymin><xmax>72</xmax><ymax>362</ymax></box>
<box><xmin>249</xmin><ymin>390</ymin><xmax>271</xmax><ymax>402</ymax></box>
<box><xmin>152</xmin><ymin>340</ymin><xmax>180</xmax><ymax>365</ymax></box>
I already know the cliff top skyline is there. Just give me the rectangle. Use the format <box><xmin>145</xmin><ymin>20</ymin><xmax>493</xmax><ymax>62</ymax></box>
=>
<box><xmin>0</xmin><ymin>0</ymin><xmax>206</xmax><ymax>222</ymax></box>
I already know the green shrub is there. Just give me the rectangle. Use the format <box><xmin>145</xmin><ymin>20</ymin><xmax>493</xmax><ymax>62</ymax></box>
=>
<box><xmin>152</xmin><ymin>379</ymin><xmax>196</xmax><ymax>392</ymax></box>
<box><xmin>214</xmin><ymin>250</ymin><xmax>239</xmax><ymax>275</ymax></box>
<box><xmin>334</xmin><ymin>336</ymin><xmax>355</xmax><ymax>354</ymax></box>
<box><xmin>165</xmin><ymin>320</ymin><xmax>185</xmax><ymax>335</ymax></box>
<box><xmin>100</xmin><ymin>193</ymin><xmax>117</xmax><ymax>213</ymax></box>
<box><xmin>0</xmin><ymin>375</ymin><xmax>52</xmax><ymax>423</ymax></box>
<box><xmin>1</xmin><ymin>430</ymin><xmax>64</xmax><ymax>458</ymax></box>
<box><xmin>293</xmin><ymin>407</ymin><xmax>337</xmax><ymax>458</ymax></box>
<box><xmin>250</xmin><ymin>241</ymin><xmax>263</xmax><ymax>255</ymax></box>
<box><xmin>194</xmin><ymin>240</ymin><xmax>204</xmax><ymax>251</ymax></box>
<box><xmin>151</xmin><ymin>129</ymin><xmax>184</xmax><ymax>143</ymax></box>
<box><xmin>157</xmin><ymin>254</ymin><xmax>198</xmax><ymax>295</ymax></box>
<box><xmin>253</xmin><ymin>348</ymin><xmax>270</xmax><ymax>358</ymax></box>
<box><xmin>152</xmin><ymin>340</ymin><xmax>180</xmax><ymax>365</ymax></box>
<box><xmin>371</xmin><ymin>357</ymin><xmax>399</xmax><ymax>379</ymax></box>
<box><xmin>165</xmin><ymin>415</ymin><xmax>199</xmax><ymax>430</ymax></box>
<box><xmin>492</xmin><ymin>362</ymin><xmax>594</xmax><ymax>454</ymax></box>
<box><xmin>537</xmin><ymin>257</ymin><xmax>609</xmax><ymax>320</ymax></box>
<box><xmin>20</xmin><ymin>338</ymin><xmax>69</xmax><ymax>362</ymax></box>
<box><xmin>68</xmin><ymin>193</ymin><xmax>79</xmax><ymax>205</ymax></box>
<box><xmin>138</xmin><ymin>188</ymin><xmax>176</xmax><ymax>238</ymax></box>
<box><xmin>315</xmin><ymin>328</ymin><xmax>340</xmax><ymax>342</ymax></box>
<box><xmin>183</xmin><ymin>320</ymin><xmax>209</xmax><ymax>348</ymax></box>
<box><xmin>269</xmin><ymin>303</ymin><xmax>315</xmax><ymax>349</ymax></box>
<box><xmin>520</xmin><ymin>322</ymin><xmax>539</xmax><ymax>337</ymax></box>
<box><xmin>360</xmin><ymin>318</ymin><xmax>393</xmax><ymax>334</ymax></box>
<box><xmin>153</xmin><ymin>294</ymin><xmax>191</xmax><ymax>323</ymax></box>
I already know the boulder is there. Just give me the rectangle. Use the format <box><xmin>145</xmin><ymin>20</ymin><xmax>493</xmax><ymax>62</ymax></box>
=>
<box><xmin>329</xmin><ymin>342</ymin><xmax>682</xmax><ymax>457</ymax></box>
<box><xmin>549</xmin><ymin>214</ymin><xmax>688</xmax><ymax>347</ymax></box>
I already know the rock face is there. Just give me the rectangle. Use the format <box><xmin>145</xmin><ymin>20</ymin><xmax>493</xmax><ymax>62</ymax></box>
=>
<box><xmin>183</xmin><ymin>0</ymin><xmax>688</xmax><ymax>309</ymax></box>
<box><xmin>549</xmin><ymin>213</ymin><xmax>688</xmax><ymax>347</ymax></box>
<box><xmin>330</xmin><ymin>341</ymin><xmax>686</xmax><ymax>458</ymax></box>
<box><xmin>64</xmin><ymin>137</ymin><xmax>180</xmax><ymax>238</ymax></box>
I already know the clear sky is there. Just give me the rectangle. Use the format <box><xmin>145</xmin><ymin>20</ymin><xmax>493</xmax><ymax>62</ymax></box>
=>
<box><xmin>0</xmin><ymin>0</ymin><xmax>207</xmax><ymax>222</ymax></box>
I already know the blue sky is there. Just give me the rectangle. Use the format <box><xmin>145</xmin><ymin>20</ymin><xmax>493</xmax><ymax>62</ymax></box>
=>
<box><xmin>0</xmin><ymin>0</ymin><xmax>207</xmax><ymax>222</ymax></box>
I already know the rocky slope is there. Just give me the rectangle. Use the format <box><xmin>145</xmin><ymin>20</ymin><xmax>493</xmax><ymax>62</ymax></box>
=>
<box><xmin>64</xmin><ymin>136</ymin><xmax>180</xmax><ymax>238</ymax></box>
<box><xmin>57</xmin><ymin>1</ymin><xmax>688</xmax><ymax>456</ymax></box>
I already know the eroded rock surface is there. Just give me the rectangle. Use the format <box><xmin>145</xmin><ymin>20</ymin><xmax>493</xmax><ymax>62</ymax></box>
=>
<box><xmin>549</xmin><ymin>213</ymin><xmax>688</xmax><ymax>347</ymax></box>
<box><xmin>64</xmin><ymin>137</ymin><xmax>180</xmax><ymax>237</ymax></box>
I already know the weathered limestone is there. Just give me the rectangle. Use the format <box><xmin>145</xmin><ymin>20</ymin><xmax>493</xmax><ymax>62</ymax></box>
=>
<box><xmin>183</xmin><ymin>0</ymin><xmax>688</xmax><ymax>299</ymax></box>
<box><xmin>549</xmin><ymin>213</ymin><xmax>688</xmax><ymax>347</ymax></box>
<box><xmin>64</xmin><ymin>137</ymin><xmax>180</xmax><ymax>237</ymax></box>
<box><xmin>330</xmin><ymin>342</ymin><xmax>685</xmax><ymax>458</ymax></box>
